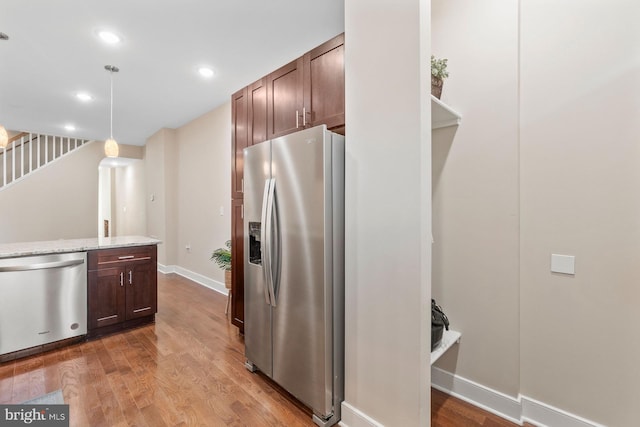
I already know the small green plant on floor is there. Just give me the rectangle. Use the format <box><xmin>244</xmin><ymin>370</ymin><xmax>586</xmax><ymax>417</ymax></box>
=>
<box><xmin>211</xmin><ymin>240</ymin><xmax>231</xmax><ymax>271</ymax></box>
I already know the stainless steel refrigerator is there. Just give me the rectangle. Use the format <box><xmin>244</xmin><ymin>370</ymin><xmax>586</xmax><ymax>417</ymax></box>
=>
<box><xmin>243</xmin><ymin>124</ymin><xmax>344</xmax><ymax>427</ymax></box>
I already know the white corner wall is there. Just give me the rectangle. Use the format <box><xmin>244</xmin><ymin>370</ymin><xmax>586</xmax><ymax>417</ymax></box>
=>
<box><xmin>342</xmin><ymin>0</ymin><xmax>432</xmax><ymax>426</ymax></box>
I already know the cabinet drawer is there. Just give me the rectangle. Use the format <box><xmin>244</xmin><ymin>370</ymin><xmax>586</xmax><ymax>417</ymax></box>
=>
<box><xmin>88</xmin><ymin>245</ymin><xmax>155</xmax><ymax>270</ymax></box>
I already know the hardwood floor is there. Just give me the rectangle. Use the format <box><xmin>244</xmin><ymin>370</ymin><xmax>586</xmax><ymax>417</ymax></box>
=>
<box><xmin>431</xmin><ymin>388</ymin><xmax>532</xmax><ymax>427</ymax></box>
<box><xmin>1</xmin><ymin>273</ymin><xmax>524</xmax><ymax>426</ymax></box>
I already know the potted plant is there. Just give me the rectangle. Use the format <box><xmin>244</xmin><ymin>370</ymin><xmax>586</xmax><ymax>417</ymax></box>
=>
<box><xmin>211</xmin><ymin>240</ymin><xmax>232</xmax><ymax>290</ymax></box>
<box><xmin>431</xmin><ymin>55</ymin><xmax>449</xmax><ymax>99</ymax></box>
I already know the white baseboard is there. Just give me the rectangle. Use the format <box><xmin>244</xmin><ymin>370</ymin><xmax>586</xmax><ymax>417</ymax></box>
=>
<box><xmin>157</xmin><ymin>263</ymin><xmax>228</xmax><ymax>296</ymax></box>
<box><xmin>432</xmin><ymin>367</ymin><xmax>604</xmax><ymax>427</ymax></box>
<box><xmin>339</xmin><ymin>402</ymin><xmax>384</xmax><ymax>427</ymax></box>
<box><xmin>431</xmin><ymin>367</ymin><xmax>522</xmax><ymax>424</ymax></box>
<box><xmin>521</xmin><ymin>395</ymin><xmax>606</xmax><ymax>427</ymax></box>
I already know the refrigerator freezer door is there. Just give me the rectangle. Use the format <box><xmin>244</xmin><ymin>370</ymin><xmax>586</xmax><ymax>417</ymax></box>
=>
<box><xmin>243</xmin><ymin>140</ymin><xmax>273</xmax><ymax>377</ymax></box>
<box><xmin>271</xmin><ymin>125</ymin><xmax>335</xmax><ymax>417</ymax></box>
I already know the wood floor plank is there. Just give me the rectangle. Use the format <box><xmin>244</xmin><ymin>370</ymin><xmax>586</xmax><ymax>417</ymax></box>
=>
<box><xmin>1</xmin><ymin>272</ymin><xmax>523</xmax><ymax>427</ymax></box>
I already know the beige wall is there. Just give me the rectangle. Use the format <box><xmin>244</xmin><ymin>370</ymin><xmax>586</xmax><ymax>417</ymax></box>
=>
<box><xmin>145</xmin><ymin>102</ymin><xmax>231</xmax><ymax>285</ymax></box>
<box><xmin>520</xmin><ymin>1</ymin><xmax>640</xmax><ymax>425</ymax></box>
<box><xmin>175</xmin><ymin>102</ymin><xmax>231</xmax><ymax>286</ymax></box>
<box><xmin>145</xmin><ymin>128</ymin><xmax>178</xmax><ymax>266</ymax></box>
<box><xmin>431</xmin><ymin>1</ymin><xmax>640</xmax><ymax>425</ymax></box>
<box><xmin>0</xmin><ymin>141</ymin><xmax>104</xmax><ymax>243</ymax></box>
<box><xmin>431</xmin><ymin>0</ymin><xmax>520</xmax><ymax>396</ymax></box>
<box><xmin>343</xmin><ymin>0</ymin><xmax>432</xmax><ymax>425</ymax></box>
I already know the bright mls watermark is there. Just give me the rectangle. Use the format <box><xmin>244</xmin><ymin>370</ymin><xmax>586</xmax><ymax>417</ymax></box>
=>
<box><xmin>1</xmin><ymin>405</ymin><xmax>69</xmax><ymax>426</ymax></box>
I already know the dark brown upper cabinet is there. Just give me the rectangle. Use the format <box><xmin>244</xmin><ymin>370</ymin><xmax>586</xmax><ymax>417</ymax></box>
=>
<box><xmin>229</xmin><ymin>33</ymin><xmax>344</xmax><ymax>331</ymax></box>
<box><xmin>303</xmin><ymin>33</ymin><xmax>345</xmax><ymax>133</ymax></box>
<box><xmin>232</xmin><ymin>87</ymin><xmax>248</xmax><ymax>199</ymax></box>
<box><xmin>248</xmin><ymin>78</ymin><xmax>268</xmax><ymax>147</ymax></box>
<box><xmin>265</xmin><ymin>34</ymin><xmax>345</xmax><ymax>141</ymax></box>
<box><xmin>266</xmin><ymin>57</ymin><xmax>305</xmax><ymax>140</ymax></box>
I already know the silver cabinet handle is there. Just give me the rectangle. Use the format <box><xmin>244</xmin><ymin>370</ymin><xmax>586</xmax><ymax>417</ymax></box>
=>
<box><xmin>129</xmin><ymin>270</ymin><xmax>133</xmax><ymax>285</ymax></box>
<box><xmin>118</xmin><ymin>255</ymin><xmax>135</xmax><ymax>260</ymax></box>
<box><xmin>120</xmin><ymin>272</ymin><xmax>124</xmax><ymax>287</ymax></box>
<box><xmin>0</xmin><ymin>258</ymin><xmax>84</xmax><ymax>272</ymax></box>
<box><xmin>295</xmin><ymin>110</ymin><xmax>299</xmax><ymax>128</ymax></box>
<box><xmin>302</xmin><ymin>107</ymin><xmax>306</xmax><ymax>127</ymax></box>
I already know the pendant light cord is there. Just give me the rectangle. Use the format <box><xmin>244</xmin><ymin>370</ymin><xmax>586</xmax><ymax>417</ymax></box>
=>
<box><xmin>109</xmin><ymin>70</ymin><xmax>114</xmax><ymax>139</ymax></box>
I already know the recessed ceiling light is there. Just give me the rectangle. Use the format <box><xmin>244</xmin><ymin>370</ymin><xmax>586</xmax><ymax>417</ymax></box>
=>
<box><xmin>76</xmin><ymin>92</ymin><xmax>93</xmax><ymax>102</ymax></box>
<box><xmin>64</xmin><ymin>124</ymin><xmax>76</xmax><ymax>132</ymax></box>
<box><xmin>98</xmin><ymin>30</ymin><xmax>121</xmax><ymax>44</ymax></box>
<box><xmin>198</xmin><ymin>67</ymin><xmax>214</xmax><ymax>78</ymax></box>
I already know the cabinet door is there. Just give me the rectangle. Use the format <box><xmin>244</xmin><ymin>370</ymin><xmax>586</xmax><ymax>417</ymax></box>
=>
<box><xmin>232</xmin><ymin>87</ymin><xmax>248</xmax><ymax>199</ymax></box>
<box><xmin>304</xmin><ymin>33</ymin><xmax>345</xmax><ymax>132</ymax></box>
<box><xmin>267</xmin><ymin>57</ymin><xmax>304</xmax><ymax>139</ymax></box>
<box><xmin>248</xmin><ymin>78</ymin><xmax>268</xmax><ymax>146</ymax></box>
<box><xmin>125</xmin><ymin>260</ymin><xmax>157</xmax><ymax>320</ymax></box>
<box><xmin>88</xmin><ymin>266</ymin><xmax>125</xmax><ymax>330</ymax></box>
<box><xmin>231</xmin><ymin>198</ymin><xmax>244</xmax><ymax>331</ymax></box>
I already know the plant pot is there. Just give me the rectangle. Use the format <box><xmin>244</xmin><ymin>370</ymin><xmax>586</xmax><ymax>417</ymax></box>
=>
<box><xmin>225</xmin><ymin>270</ymin><xmax>232</xmax><ymax>290</ymax></box>
<box><xmin>431</xmin><ymin>76</ymin><xmax>443</xmax><ymax>99</ymax></box>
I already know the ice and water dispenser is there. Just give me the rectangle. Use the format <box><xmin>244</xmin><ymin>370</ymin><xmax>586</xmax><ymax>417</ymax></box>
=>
<box><xmin>248</xmin><ymin>222</ymin><xmax>262</xmax><ymax>265</ymax></box>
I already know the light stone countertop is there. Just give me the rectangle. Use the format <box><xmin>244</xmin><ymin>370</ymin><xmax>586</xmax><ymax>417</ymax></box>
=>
<box><xmin>0</xmin><ymin>236</ymin><xmax>161</xmax><ymax>259</ymax></box>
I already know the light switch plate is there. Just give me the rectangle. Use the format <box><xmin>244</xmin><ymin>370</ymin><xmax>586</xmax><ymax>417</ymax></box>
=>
<box><xmin>551</xmin><ymin>254</ymin><xmax>575</xmax><ymax>275</ymax></box>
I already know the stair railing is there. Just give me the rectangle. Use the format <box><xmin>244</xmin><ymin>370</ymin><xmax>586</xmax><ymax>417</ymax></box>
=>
<box><xmin>0</xmin><ymin>131</ymin><xmax>93</xmax><ymax>189</ymax></box>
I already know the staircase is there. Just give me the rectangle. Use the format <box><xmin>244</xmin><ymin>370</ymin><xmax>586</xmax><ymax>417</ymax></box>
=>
<box><xmin>1</xmin><ymin>132</ymin><xmax>93</xmax><ymax>190</ymax></box>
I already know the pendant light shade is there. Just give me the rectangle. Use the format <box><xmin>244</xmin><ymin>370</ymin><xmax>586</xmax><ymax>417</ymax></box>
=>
<box><xmin>104</xmin><ymin>65</ymin><xmax>119</xmax><ymax>158</ymax></box>
<box><xmin>104</xmin><ymin>138</ymin><xmax>119</xmax><ymax>157</ymax></box>
<box><xmin>0</xmin><ymin>125</ymin><xmax>8</xmax><ymax>149</ymax></box>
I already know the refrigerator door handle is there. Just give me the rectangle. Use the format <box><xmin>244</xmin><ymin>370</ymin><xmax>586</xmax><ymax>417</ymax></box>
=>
<box><xmin>265</xmin><ymin>178</ymin><xmax>277</xmax><ymax>307</ymax></box>
<box><xmin>271</xmin><ymin>178</ymin><xmax>282</xmax><ymax>307</ymax></box>
<box><xmin>261</xmin><ymin>179</ymin><xmax>272</xmax><ymax>306</ymax></box>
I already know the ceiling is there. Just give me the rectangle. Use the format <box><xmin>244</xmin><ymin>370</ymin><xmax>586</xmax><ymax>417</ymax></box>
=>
<box><xmin>1</xmin><ymin>1</ymin><xmax>344</xmax><ymax>146</ymax></box>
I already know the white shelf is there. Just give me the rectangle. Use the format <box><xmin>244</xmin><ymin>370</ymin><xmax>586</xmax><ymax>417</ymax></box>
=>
<box><xmin>431</xmin><ymin>95</ymin><xmax>462</xmax><ymax>130</ymax></box>
<box><xmin>430</xmin><ymin>329</ymin><xmax>461</xmax><ymax>365</ymax></box>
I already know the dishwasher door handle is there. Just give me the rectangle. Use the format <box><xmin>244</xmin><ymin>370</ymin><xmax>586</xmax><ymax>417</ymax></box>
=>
<box><xmin>0</xmin><ymin>259</ymin><xmax>85</xmax><ymax>273</ymax></box>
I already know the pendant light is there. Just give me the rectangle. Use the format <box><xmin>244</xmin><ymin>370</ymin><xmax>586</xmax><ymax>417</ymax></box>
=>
<box><xmin>0</xmin><ymin>125</ymin><xmax>8</xmax><ymax>149</ymax></box>
<box><xmin>104</xmin><ymin>65</ymin><xmax>119</xmax><ymax>158</ymax></box>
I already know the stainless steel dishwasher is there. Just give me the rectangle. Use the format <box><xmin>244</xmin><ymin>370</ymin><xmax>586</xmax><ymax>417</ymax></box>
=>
<box><xmin>0</xmin><ymin>252</ymin><xmax>87</xmax><ymax>356</ymax></box>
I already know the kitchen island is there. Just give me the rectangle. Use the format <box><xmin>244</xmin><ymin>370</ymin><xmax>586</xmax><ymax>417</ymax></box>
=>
<box><xmin>0</xmin><ymin>236</ymin><xmax>160</xmax><ymax>362</ymax></box>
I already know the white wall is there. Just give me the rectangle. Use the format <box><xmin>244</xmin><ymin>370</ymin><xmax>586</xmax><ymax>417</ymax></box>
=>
<box><xmin>431</xmin><ymin>0</ymin><xmax>520</xmax><ymax>396</ymax></box>
<box><xmin>113</xmin><ymin>159</ymin><xmax>147</xmax><ymax>237</ymax></box>
<box><xmin>342</xmin><ymin>0</ymin><xmax>431</xmax><ymax>426</ymax></box>
<box><xmin>520</xmin><ymin>1</ymin><xmax>640</xmax><ymax>425</ymax></box>
<box><xmin>98</xmin><ymin>166</ymin><xmax>112</xmax><ymax>237</ymax></box>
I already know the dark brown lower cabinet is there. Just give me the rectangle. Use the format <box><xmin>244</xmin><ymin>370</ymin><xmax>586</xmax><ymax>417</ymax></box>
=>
<box><xmin>87</xmin><ymin>245</ymin><xmax>157</xmax><ymax>338</ymax></box>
